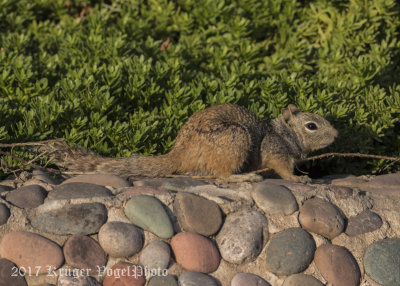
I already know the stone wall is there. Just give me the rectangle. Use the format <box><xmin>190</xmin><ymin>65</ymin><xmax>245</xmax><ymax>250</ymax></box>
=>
<box><xmin>0</xmin><ymin>170</ymin><xmax>399</xmax><ymax>286</ymax></box>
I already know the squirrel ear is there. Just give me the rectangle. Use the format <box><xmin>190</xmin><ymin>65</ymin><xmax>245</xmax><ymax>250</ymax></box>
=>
<box><xmin>281</xmin><ymin>104</ymin><xmax>299</xmax><ymax>122</ymax></box>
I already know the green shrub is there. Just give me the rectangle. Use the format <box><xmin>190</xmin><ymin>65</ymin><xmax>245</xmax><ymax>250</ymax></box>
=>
<box><xmin>0</xmin><ymin>0</ymin><xmax>399</xmax><ymax>176</ymax></box>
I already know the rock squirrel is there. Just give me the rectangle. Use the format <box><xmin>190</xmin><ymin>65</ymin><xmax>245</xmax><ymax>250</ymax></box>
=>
<box><xmin>44</xmin><ymin>104</ymin><xmax>338</xmax><ymax>182</ymax></box>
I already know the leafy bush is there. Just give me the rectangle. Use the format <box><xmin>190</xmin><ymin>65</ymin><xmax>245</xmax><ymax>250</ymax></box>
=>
<box><xmin>1</xmin><ymin>0</ymin><xmax>399</xmax><ymax>175</ymax></box>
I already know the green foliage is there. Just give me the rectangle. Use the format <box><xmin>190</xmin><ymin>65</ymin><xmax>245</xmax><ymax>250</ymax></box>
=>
<box><xmin>1</xmin><ymin>0</ymin><xmax>399</xmax><ymax>175</ymax></box>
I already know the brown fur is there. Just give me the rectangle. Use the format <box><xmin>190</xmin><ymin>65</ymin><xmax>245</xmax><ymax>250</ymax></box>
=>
<box><xmin>44</xmin><ymin>104</ymin><xmax>338</xmax><ymax>182</ymax></box>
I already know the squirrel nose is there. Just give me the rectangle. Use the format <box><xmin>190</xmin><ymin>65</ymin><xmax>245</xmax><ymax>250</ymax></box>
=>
<box><xmin>333</xmin><ymin>128</ymin><xmax>339</xmax><ymax>138</ymax></box>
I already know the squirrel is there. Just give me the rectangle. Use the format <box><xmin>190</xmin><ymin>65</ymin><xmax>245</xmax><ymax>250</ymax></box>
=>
<box><xmin>43</xmin><ymin>104</ymin><xmax>338</xmax><ymax>183</ymax></box>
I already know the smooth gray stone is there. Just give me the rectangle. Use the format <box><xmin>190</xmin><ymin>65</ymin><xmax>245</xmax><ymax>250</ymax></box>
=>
<box><xmin>231</xmin><ymin>273</ymin><xmax>271</xmax><ymax>286</ymax></box>
<box><xmin>283</xmin><ymin>274</ymin><xmax>324</xmax><ymax>286</ymax></box>
<box><xmin>216</xmin><ymin>210</ymin><xmax>269</xmax><ymax>264</ymax></box>
<box><xmin>148</xmin><ymin>275</ymin><xmax>178</xmax><ymax>286</ymax></box>
<box><xmin>30</xmin><ymin>203</ymin><xmax>107</xmax><ymax>235</ymax></box>
<box><xmin>140</xmin><ymin>240</ymin><xmax>171</xmax><ymax>270</ymax></box>
<box><xmin>48</xmin><ymin>182</ymin><xmax>112</xmax><ymax>200</ymax></box>
<box><xmin>98</xmin><ymin>221</ymin><xmax>143</xmax><ymax>258</ymax></box>
<box><xmin>179</xmin><ymin>271</ymin><xmax>218</xmax><ymax>286</ymax></box>
<box><xmin>6</xmin><ymin>185</ymin><xmax>47</xmax><ymax>208</ymax></box>
<box><xmin>364</xmin><ymin>238</ymin><xmax>400</xmax><ymax>286</ymax></box>
<box><xmin>252</xmin><ymin>182</ymin><xmax>298</xmax><ymax>215</ymax></box>
<box><xmin>345</xmin><ymin>210</ymin><xmax>382</xmax><ymax>236</ymax></box>
<box><xmin>266</xmin><ymin>228</ymin><xmax>315</xmax><ymax>276</ymax></box>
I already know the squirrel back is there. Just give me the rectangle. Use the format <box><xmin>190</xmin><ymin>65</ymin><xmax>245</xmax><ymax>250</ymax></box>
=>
<box><xmin>44</xmin><ymin>104</ymin><xmax>338</xmax><ymax>182</ymax></box>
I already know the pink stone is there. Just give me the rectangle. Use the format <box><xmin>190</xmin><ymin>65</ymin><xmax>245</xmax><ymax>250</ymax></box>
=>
<box><xmin>102</xmin><ymin>262</ymin><xmax>145</xmax><ymax>286</ymax></box>
<box><xmin>314</xmin><ymin>243</ymin><xmax>360</xmax><ymax>286</ymax></box>
<box><xmin>171</xmin><ymin>232</ymin><xmax>220</xmax><ymax>273</ymax></box>
<box><xmin>0</xmin><ymin>231</ymin><xmax>64</xmax><ymax>274</ymax></box>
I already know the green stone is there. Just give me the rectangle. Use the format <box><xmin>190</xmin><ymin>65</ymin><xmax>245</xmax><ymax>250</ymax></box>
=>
<box><xmin>124</xmin><ymin>195</ymin><xmax>174</xmax><ymax>239</ymax></box>
<box><xmin>364</xmin><ymin>238</ymin><xmax>400</xmax><ymax>286</ymax></box>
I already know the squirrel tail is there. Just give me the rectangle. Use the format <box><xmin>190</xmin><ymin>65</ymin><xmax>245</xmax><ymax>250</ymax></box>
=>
<box><xmin>41</xmin><ymin>141</ymin><xmax>177</xmax><ymax>178</ymax></box>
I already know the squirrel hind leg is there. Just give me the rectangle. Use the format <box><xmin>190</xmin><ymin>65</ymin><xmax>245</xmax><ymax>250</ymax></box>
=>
<box><xmin>175</xmin><ymin>125</ymin><xmax>253</xmax><ymax>177</ymax></box>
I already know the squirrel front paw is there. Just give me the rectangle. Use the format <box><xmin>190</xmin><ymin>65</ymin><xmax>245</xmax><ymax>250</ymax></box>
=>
<box><xmin>291</xmin><ymin>175</ymin><xmax>312</xmax><ymax>184</ymax></box>
<box><xmin>221</xmin><ymin>173</ymin><xmax>264</xmax><ymax>183</ymax></box>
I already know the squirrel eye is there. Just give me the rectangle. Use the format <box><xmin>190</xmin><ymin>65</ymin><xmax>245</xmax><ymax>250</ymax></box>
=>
<box><xmin>306</xmin><ymin>122</ymin><xmax>318</xmax><ymax>130</ymax></box>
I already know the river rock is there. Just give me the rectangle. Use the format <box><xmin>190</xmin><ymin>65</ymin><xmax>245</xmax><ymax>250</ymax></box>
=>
<box><xmin>30</xmin><ymin>202</ymin><xmax>108</xmax><ymax>235</ymax></box>
<box><xmin>299</xmin><ymin>197</ymin><xmax>345</xmax><ymax>239</ymax></box>
<box><xmin>0</xmin><ymin>258</ymin><xmax>27</xmax><ymax>286</ymax></box>
<box><xmin>0</xmin><ymin>203</ymin><xmax>10</xmax><ymax>225</ymax></box>
<box><xmin>252</xmin><ymin>182</ymin><xmax>298</xmax><ymax>215</ymax></box>
<box><xmin>171</xmin><ymin>232</ymin><xmax>220</xmax><ymax>273</ymax></box>
<box><xmin>124</xmin><ymin>195</ymin><xmax>174</xmax><ymax>239</ymax></box>
<box><xmin>148</xmin><ymin>275</ymin><xmax>178</xmax><ymax>286</ymax></box>
<box><xmin>364</xmin><ymin>238</ymin><xmax>400</xmax><ymax>286</ymax></box>
<box><xmin>102</xmin><ymin>262</ymin><xmax>145</xmax><ymax>286</ymax></box>
<box><xmin>6</xmin><ymin>185</ymin><xmax>47</xmax><ymax>208</ymax></box>
<box><xmin>231</xmin><ymin>273</ymin><xmax>270</xmax><ymax>286</ymax></box>
<box><xmin>57</xmin><ymin>275</ymin><xmax>101</xmax><ymax>286</ymax></box>
<box><xmin>0</xmin><ymin>231</ymin><xmax>63</xmax><ymax>274</ymax></box>
<box><xmin>62</xmin><ymin>174</ymin><xmax>130</xmax><ymax>187</ymax></box>
<box><xmin>63</xmin><ymin>235</ymin><xmax>107</xmax><ymax>274</ymax></box>
<box><xmin>216</xmin><ymin>210</ymin><xmax>269</xmax><ymax>264</ymax></box>
<box><xmin>345</xmin><ymin>210</ymin><xmax>382</xmax><ymax>236</ymax></box>
<box><xmin>282</xmin><ymin>274</ymin><xmax>324</xmax><ymax>286</ymax></box>
<box><xmin>48</xmin><ymin>183</ymin><xmax>113</xmax><ymax>200</ymax></box>
<box><xmin>174</xmin><ymin>192</ymin><xmax>222</xmax><ymax>236</ymax></box>
<box><xmin>315</xmin><ymin>243</ymin><xmax>361</xmax><ymax>286</ymax></box>
<box><xmin>266</xmin><ymin>228</ymin><xmax>315</xmax><ymax>276</ymax></box>
<box><xmin>140</xmin><ymin>240</ymin><xmax>170</xmax><ymax>270</ymax></box>
<box><xmin>178</xmin><ymin>271</ymin><xmax>218</xmax><ymax>286</ymax></box>
<box><xmin>98</xmin><ymin>221</ymin><xmax>143</xmax><ymax>258</ymax></box>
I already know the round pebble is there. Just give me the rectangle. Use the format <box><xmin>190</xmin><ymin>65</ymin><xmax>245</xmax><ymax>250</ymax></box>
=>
<box><xmin>62</xmin><ymin>174</ymin><xmax>130</xmax><ymax>187</ymax></box>
<box><xmin>63</xmin><ymin>235</ymin><xmax>107</xmax><ymax>274</ymax></box>
<box><xmin>315</xmin><ymin>243</ymin><xmax>360</xmax><ymax>286</ymax></box>
<box><xmin>364</xmin><ymin>238</ymin><xmax>400</xmax><ymax>286</ymax></box>
<box><xmin>6</xmin><ymin>185</ymin><xmax>47</xmax><ymax>208</ymax></box>
<box><xmin>124</xmin><ymin>195</ymin><xmax>174</xmax><ymax>239</ymax></box>
<box><xmin>266</xmin><ymin>228</ymin><xmax>315</xmax><ymax>276</ymax></box>
<box><xmin>48</xmin><ymin>182</ymin><xmax>113</xmax><ymax>200</ymax></box>
<box><xmin>0</xmin><ymin>203</ymin><xmax>10</xmax><ymax>225</ymax></box>
<box><xmin>140</xmin><ymin>240</ymin><xmax>170</xmax><ymax>270</ymax></box>
<box><xmin>282</xmin><ymin>274</ymin><xmax>324</xmax><ymax>286</ymax></box>
<box><xmin>0</xmin><ymin>231</ymin><xmax>64</xmax><ymax>274</ymax></box>
<box><xmin>98</xmin><ymin>221</ymin><xmax>143</xmax><ymax>258</ymax></box>
<box><xmin>0</xmin><ymin>258</ymin><xmax>27</xmax><ymax>286</ymax></box>
<box><xmin>345</xmin><ymin>210</ymin><xmax>382</xmax><ymax>236</ymax></box>
<box><xmin>216</xmin><ymin>210</ymin><xmax>269</xmax><ymax>264</ymax></box>
<box><xmin>102</xmin><ymin>262</ymin><xmax>145</xmax><ymax>286</ymax></box>
<box><xmin>173</xmin><ymin>192</ymin><xmax>222</xmax><ymax>236</ymax></box>
<box><xmin>252</xmin><ymin>182</ymin><xmax>298</xmax><ymax>215</ymax></box>
<box><xmin>299</xmin><ymin>197</ymin><xmax>345</xmax><ymax>239</ymax></box>
<box><xmin>171</xmin><ymin>232</ymin><xmax>220</xmax><ymax>273</ymax></box>
<box><xmin>30</xmin><ymin>202</ymin><xmax>108</xmax><ymax>235</ymax></box>
<box><xmin>178</xmin><ymin>271</ymin><xmax>218</xmax><ymax>286</ymax></box>
<box><xmin>231</xmin><ymin>273</ymin><xmax>270</xmax><ymax>286</ymax></box>
<box><xmin>58</xmin><ymin>274</ymin><xmax>101</xmax><ymax>286</ymax></box>
<box><xmin>148</xmin><ymin>275</ymin><xmax>178</xmax><ymax>286</ymax></box>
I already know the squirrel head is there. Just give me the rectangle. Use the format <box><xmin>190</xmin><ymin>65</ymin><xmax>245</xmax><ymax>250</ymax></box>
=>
<box><xmin>281</xmin><ymin>104</ymin><xmax>339</xmax><ymax>153</ymax></box>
